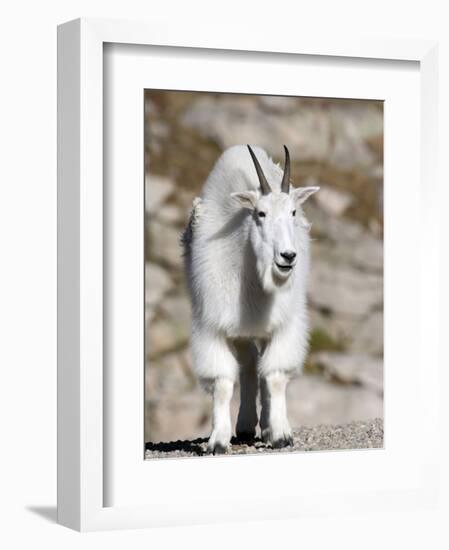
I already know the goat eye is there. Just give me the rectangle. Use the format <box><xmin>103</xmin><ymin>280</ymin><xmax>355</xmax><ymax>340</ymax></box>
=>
<box><xmin>292</xmin><ymin>210</ymin><xmax>296</xmax><ymax>217</ymax></box>
<box><xmin>258</xmin><ymin>211</ymin><xmax>266</xmax><ymax>218</ymax></box>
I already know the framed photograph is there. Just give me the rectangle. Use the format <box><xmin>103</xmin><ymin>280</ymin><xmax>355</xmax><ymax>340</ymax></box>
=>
<box><xmin>142</xmin><ymin>90</ymin><xmax>384</xmax><ymax>457</ymax></box>
<box><xmin>57</xmin><ymin>18</ymin><xmax>440</xmax><ymax>531</ymax></box>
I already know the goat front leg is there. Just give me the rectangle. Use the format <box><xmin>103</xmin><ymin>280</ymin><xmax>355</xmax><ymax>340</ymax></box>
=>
<box><xmin>260</xmin><ymin>371</ymin><xmax>293</xmax><ymax>448</ymax></box>
<box><xmin>208</xmin><ymin>377</ymin><xmax>234</xmax><ymax>454</ymax></box>
<box><xmin>259</xmin><ymin>324</ymin><xmax>307</xmax><ymax>448</ymax></box>
<box><xmin>191</xmin><ymin>326</ymin><xmax>238</xmax><ymax>454</ymax></box>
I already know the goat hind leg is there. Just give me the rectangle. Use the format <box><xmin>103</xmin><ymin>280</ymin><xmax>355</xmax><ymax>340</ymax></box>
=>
<box><xmin>235</xmin><ymin>341</ymin><xmax>258</xmax><ymax>441</ymax></box>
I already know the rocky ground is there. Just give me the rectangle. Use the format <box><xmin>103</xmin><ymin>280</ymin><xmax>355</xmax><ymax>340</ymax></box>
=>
<box><xmin>145</xmin><ymin>418</ymin><xmax>383</xmax><ymax>458</ymax></box>
<box><xmin>144</xmin><ymin>91</ymin><xmax>383</xmax><ymax>445</ymax></box>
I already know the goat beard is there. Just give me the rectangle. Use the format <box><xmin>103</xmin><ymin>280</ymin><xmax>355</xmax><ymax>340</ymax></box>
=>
<box><xmin>258</xmin><ymin>258</ymin><xmax>294</xmax><ymax>294</ymax></box>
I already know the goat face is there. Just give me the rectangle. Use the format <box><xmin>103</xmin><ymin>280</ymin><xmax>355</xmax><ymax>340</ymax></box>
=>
<box><xmin>231</xmin><ymin>145</ymin><xmax>319</xmax><ymax>293</ymax></box>
<box><xmin>232</xmin><ymin>186</ymin><xmax>318</xmax><ymax>292</ymax></box>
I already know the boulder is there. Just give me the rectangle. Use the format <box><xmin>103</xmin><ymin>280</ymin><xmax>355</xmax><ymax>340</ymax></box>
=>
<box><xmin>328</xmin><ymin>102</ymin><xmax>383</xmax><ymax>169</ymax></box>
<box><xmin>181</xmin><ymin>96</ymin><xmax>382</xmax><ymax>170</ymax></box>
<box><xmin>146</xmin><ymin>318</ymin><xmax>189</xmax><ymax>360</ymax></box>
<box><xmin>156</xmin><ymin>203</ymin><xmax>185</xmax><ymax>226</ymax></box>
<box><xmin>309</xmin><ymin>351</ymin><xmax>383</xmax><ymax>393</ymax></box>
<box><xmin>159</xmin><ymin>294</ymin><xmax>191</xmax><ymax>329</ymax></box>
<box><xmin>306</xmin><ymin>202</ymin><xmax>383</xmax><ymax>273</ymax></box>
<box><xmin>145</xmin><ymin>262</ymin><xmax>173</xmax><ymax>322</ymax></box>
<box><xmin>308</xmin><ymin>256</ymin><xmax>382</xmax><ymax>317</ymax></box>
<box><xmin>258</xmin><ymin>95</ymin><xmax>300</xmax><ymax>114</ymax></box>
<box><xmin>314</xmin><ymin>184</ymin><xmax>353</xmax><ymax>217</ymax></box>
<box><xmin>287</xmin><ymin>374</ymin><xmax>383</xmax><ymax>427</ymax></box>
<box><xmin>349</xmin><ymin>310</ymin><xmax>383</xmax><ymax>356</ymax></box>
<box><xmin>146</xmin><ymin>220</ymin><xmax>183</xmax><ymax>270</ymax></box>
<box><xmin>145</xmin><ymin>174</ymin><xmax>175</xmax><ymax>215</ymax></box>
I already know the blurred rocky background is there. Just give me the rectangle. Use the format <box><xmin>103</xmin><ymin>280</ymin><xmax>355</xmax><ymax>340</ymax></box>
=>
<box><xmin>144</xmin><ymin>91</ymin><xmax>383</xmax><ymax>444</ymax></box>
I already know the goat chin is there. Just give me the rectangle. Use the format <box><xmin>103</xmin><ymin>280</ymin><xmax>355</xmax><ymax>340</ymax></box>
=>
<box><xmin>261</xmin><ymin>263</ymin><xmax>296</xmax><ymax>294</ymax></box>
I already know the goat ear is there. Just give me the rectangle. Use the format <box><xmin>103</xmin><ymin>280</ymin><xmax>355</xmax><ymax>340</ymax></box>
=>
<box><xmin>292</xmin><ymin>186</ymin><xmax>320</xmax><ymax>205</ymax></box>
<box><xmin>230</xmin><ymin>191</ymin><xmax>258</xmax><ymax>210</ymax></box>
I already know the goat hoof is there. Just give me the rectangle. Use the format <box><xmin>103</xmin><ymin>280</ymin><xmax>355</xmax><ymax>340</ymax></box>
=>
<box><xmin>272</xmin><ymin>435</ymin><xmax>293</xmax><ymax>449</ymax></box>
<box><xmin>211</xmin><ymin>442</ymin><xmax>229</xmax><ymax>455</ymax></box>
<box><xmin>261</xmin><ymin>428</ymin><xmax>270</xmax><ymax>444</ymax></box>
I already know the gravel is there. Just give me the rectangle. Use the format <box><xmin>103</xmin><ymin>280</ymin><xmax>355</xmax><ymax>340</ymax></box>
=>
<box><xmin>145</xmin><ymin>418</ymin><xmax>383</xmax><ymax>459</ymax></box>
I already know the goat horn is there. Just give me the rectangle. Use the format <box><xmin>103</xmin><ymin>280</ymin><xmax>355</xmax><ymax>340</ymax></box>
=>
<box><xmin>247</xmin><ymin>145</ymin><xmax>271</xmax><ymax>195</ymax></box>
<box><xmin>281</xmin><ymin>145</ymin><xmax>291</xmax><ymax>194</ymax></box>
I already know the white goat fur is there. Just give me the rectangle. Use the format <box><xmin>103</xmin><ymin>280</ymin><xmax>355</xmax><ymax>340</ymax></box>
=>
<box><xmin>182</xmin><ymin>145</ymin><xmax>319</xmax><ymax>452</ymax></box>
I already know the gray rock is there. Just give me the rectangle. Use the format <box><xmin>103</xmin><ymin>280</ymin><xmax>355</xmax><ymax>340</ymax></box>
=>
<box><xmin>145</xmin><ymin>350</ymin><xmax>209</xmax><ymax>443</ymax></box>
<box><xmin>146</xmin><ymin>220</ymin><xmax>183</xmax><ymax>270</ymax></box>
<box><xmin>159</xmin><ymin>294</ymin><xmax>191</xmax><ymax>328</ymax></box>
<box><xmin>145</xmin><ymin>174</ymin><xmax>174</xmax><ymax>215</ymax></box>
<box><xmin>181</xmin><ymin>96</ymin><xmax>331</xmax><ymax>162</ymax></box>
<box><xmin>156</xmin><ymin>204</ymin><xmax>185</xmax><ymax>226</ymax></box>
<box><xmin>145</xmin><ymin>262</ymin><xmax>173</xmax><ymax>321</ymax></box>
<box><xmin>258</xmin><ymin>95</ymin><xmax>300</xmax><ymax>114</ymax></box>
<box><xmin>146</xmin><ymin>350</ymin><xmax>194</xmax><ymax>396</ymax></box>
<box><xmin>369</xmin><ymin>165</ymin><xmax>384</xmax><ymax>180</ymax></box>
<box><xmin>146</xmin><ymin>318</ymin><xmax>189</xmax><ymax>359</ymax></box>
<box><xmin>149</xmin><ymin>120</ymin><xmax>170</xmax><ymax>140</ymax></box>
<box><xmin>349</xmin><ymin>310</ymin><xmax>383</xmax><ymax>356</ymax></box>
<box><xmin>145</xmin><ymin>385</ymin><xmax>210</xmax><ymax>444</ymax></box>
<box><xmin>310</xmin><ymin>351</ymin><xmax>383</xmax><ymax>393</ymax></box>
<box><xmin>287</xmin><ymin>374</ymin><xmax>383</xmax><ymax>426</ymax></box>
<box><xmin>328</xmin><ymin>103</ymin><xmax>383</xmax><ymax>169</ymax></box>
<box><xmin>145</xmin><ymin>98</ymin><xmax>158</xmax><ymax>117</ymax></box>
<box><xmin>148</xmin><ymin>295</ymin><xmax>191</xmax><ymax>361</ymax></box>
<box><xmin>308</xmin><ymin>256</ymin><xmax>382</xmax><ymax>317</ymax></box>
<box><xmin>181</xmin><ymin>96</ymin><xmax>259</xmax><ymax>150</ymax></box>
<box><xmin>309</xmin><ymin>307</ymin><xmax>383</xmax><ymax>357</ymax></box>
<box><xmin>308</xmin><ymin>309</ymin><xmax>358</xmax><ymax>351</ymax></box>
<box><xmin>368</xmin><ymin>217</ymin><xmax>383</xmax><ymax>239</ymax></box>
<box><xmin>181</xmin><ymin>96</ymin><xmax>382</xmax><ymax>170</ymax></box>
<box><xmin>307</xmin><ymin>203</ymin><xmax>383</xmax><ymax>273</ymax></box>
<box><xmin>314</xmin><ymin>184</ymin><xmax>353</xmax><ymax>217</ymax></box>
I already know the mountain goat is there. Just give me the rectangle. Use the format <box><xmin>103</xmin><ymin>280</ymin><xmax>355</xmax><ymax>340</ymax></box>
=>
<box><xmin>182</xmin><ymin>145</ymin><xmax>319</xmax><ymax>453</ymax></box>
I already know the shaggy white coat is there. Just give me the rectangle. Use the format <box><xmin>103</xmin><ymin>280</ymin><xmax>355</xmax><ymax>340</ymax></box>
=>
<box><xmin>182</xmin><ymin>145</ymin><xmax>318</xmax><ymax>452</ymax></box>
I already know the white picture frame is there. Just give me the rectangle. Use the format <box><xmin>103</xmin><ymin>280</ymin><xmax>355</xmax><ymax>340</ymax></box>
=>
<box><xmin>57</xmin><ymin>17</ymin><xmax>439</xmax><ymax>531</ymax></box>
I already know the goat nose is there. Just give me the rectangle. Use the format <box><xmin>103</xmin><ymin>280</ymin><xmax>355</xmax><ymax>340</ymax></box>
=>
<box><xmin>280</xmin><ymin>250</ymin><xmax>296</xmax><ymax>263</ymax></box>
